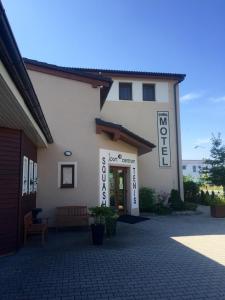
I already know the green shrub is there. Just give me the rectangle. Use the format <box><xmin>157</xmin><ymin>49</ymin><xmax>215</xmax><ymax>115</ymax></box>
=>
<box><xmin>183</xmin><ymin>180</ymin><xmax>200</xmax><ymax>203</ymax></box>
<box><xmin>200</xmin><ymin>190</ymin><xmax>206</xmax><ymax>204</ymax></box>
<box><xmin>199</xmin><ymin>190</ymin><xmax>210</xmax><ymax>205</ymax></box>
<box><xmin>205</xmin><ymin>191</ymin><xmax>212</xmax><ymax>205</ymax></box>
<box><xmin>168</xmin><ymin>189</ymin><xmax>185</xmax><ymax>211</ymax></box>
<box><xmin>139</xmin><ymin>187</ymin><xmax>156</xmax><ymax>212</ymax></box>
<box><xmin>209</xmin><ymin>195</ymin><xmax>225</xmax><ymax>206</ymax></box>
<box><xmin>183</xmin><ymin>202</ymin><xmax>197</xmax><ymax>211</ymax></box>
<box><xmin>154</xmin><ymin>202</ymin><xmax>172</xmax><ymax>215</ymax></box>
<box><xmin>89</xmin><ymin>205</ymin><xmax>117</xmax><ymax>224</ymax></box>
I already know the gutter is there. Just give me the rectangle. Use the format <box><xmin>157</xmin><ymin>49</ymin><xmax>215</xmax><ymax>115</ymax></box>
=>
<box><xmin>173</xmin><ymin>78</ymin><xmax>185</xmax><ymax>198</ymax></box>
<box><xmin>0</xmin><ymin>2</ymin><xmax>53</xmax><ymax>143</ymax></box>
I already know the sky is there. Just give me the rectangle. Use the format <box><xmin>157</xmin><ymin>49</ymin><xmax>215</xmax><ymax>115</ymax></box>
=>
<box><xmin>2</xmin><ymin>0</ymin><xmax>225</xmax><ymax>160</ymax></box>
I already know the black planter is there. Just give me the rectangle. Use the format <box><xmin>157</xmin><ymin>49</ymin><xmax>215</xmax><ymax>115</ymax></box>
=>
<box><xmin>91</xmin><ymin>224</ymin><xmax>105</xmax><ymax>245</ymax></box>
<box><xmin>105</xmin><ymin>217</ymin><xmax>117</xmax><ymax>237</ymax></box>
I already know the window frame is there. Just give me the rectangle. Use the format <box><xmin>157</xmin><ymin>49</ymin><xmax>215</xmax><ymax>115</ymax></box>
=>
<box><xmin>142</xmin><ymin>83</ymin><xmax>156</xmax><ymax>101</ymax></box>
<box><xmin>58</xmin><ymin>162</ymin><xmax>77</xmax><ymax>189</ymax></box>
<box><xmin>33</xmin><ymin>162</ymin><xmax>38</xmax><ymax>192</ymax></box>
<box><xmin>119</xmin><ymin>82</ymin><xmax>132</xmax><ymax>100</ymax></box>
<box><xmin>28</xmin><ymin>159</ymin><xmax>34</xmax><ymax>193</ymax></box>
<box><xmin>22</xmin><ymin>156</ymin><xmax>29</xmax><ymax>195</ymax></box>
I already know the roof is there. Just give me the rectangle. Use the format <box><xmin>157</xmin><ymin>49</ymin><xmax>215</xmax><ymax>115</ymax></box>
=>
<box><xmin>24</xmin><ymin>58</ymin><xmax>185</xmax><ymax>82</ymax></box>
<box><xmin>182</xmin><ymin>160</ymin><xmax>204</xmax><ymax>164</ymax></box>
<box><xmin>96</xmin><ymin>118</ymin><xmax>156</xmax><ymax>155</ymax></box>
<box><xmin>0</xmin><ymin>2</ymin><xmax>53</xmax><ymax>143</ymax></box>
<box><xmin>24</xmin><ymin>58</ymin><xmax>113</xmax><ymax>84</ymax></box>
<box><xmin>24</xmin><ymin>58</ymin><xmax>113</xmax><ymax>108</ymax></box>
<box><xmin>72</xmin><ymin>68</ymin><xmax>185</xmax><ymax>82</ymax></box>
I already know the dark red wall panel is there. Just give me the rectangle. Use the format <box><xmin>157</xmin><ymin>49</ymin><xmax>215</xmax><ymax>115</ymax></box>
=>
<box><xmin>0</xmin><ymin>128</ymin><xmax>37</xmax><ymax>255</ymax></box>
<box><xmin>0</xmin><ymin>128</ymin><xmax>20</xmax><ymax>255</ymax></box>
<box><xmin>18</xmin><ymin>132</ymin><xmax>37</xmax><ymax>246</ymax></box>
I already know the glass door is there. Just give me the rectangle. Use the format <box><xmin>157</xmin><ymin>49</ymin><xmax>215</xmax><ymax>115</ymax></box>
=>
<box><xmin>109</xmin><ymin>166</ymin><xmax>127</xmax><ymax>214</ymax></box>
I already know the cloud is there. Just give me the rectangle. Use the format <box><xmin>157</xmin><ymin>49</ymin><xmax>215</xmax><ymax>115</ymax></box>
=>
<box><xmin>180</xmin><ymin>92</ymin><xmax>204</xmax><ymax>103</ymax></box>
<box><xmin>193</xmin><ymin>138</ymin><xmax>212</xmax><ymax>150</ymax></box>
<box><xmin>195</xmin><ymin>138</ymin><xmax>210</xmax><ymax>146</ymax></box>
<box><xmin>210</xmin><ymin>95</ymin><xmax>225</xmax><ymax>103</ymax></box>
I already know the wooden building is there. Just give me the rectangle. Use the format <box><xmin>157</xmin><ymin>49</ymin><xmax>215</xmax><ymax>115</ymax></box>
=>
<box><xmin>0</xmin><ymin>2</ymin><xmax>53</xmax><ymax>255</ymax></box>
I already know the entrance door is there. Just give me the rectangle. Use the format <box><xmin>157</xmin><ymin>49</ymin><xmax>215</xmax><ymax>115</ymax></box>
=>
<box><xmin>109</xmin><ymin>166</ymin><xmax>127</xmax><ymax>214</ymax></box>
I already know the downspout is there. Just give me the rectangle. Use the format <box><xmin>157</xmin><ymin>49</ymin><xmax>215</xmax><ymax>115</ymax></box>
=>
<box><xmin>173</xmin><ymin>80</ymin><xmax>183</xmax><ymax>199</ymax></box>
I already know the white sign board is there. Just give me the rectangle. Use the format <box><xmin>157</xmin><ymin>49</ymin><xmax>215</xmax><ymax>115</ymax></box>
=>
<box><xmin>99</xmin><ymin>149</ymin><xmax>138</xmax><ymax>209</ymax></box>
<box><xmin>157</xmin><ymin>111</ymin><xmax>171</xmax><ymax>167</ymax></box>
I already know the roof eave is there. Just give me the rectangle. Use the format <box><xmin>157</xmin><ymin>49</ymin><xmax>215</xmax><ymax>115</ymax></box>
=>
<box><xmin>0</xmin><ymin>3</ymin><xmax>53</xmax><ymax>144</ymax></box>
<box><xmin>96</xmin><ymin>118</ymin><xmax>156</xmax><ymax>156</ymax></box>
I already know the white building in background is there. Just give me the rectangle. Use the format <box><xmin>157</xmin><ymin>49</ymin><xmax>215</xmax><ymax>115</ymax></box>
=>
<box><xmin>182</xmin><ymin>160</ymin><xmax>204</xmax><ymax>181</ymax></box>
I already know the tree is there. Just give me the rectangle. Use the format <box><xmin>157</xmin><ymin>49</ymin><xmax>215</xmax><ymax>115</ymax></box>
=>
<box><xmin>202</xmin><ymin>133</ymin><xmax>225</xmax><ymax>195</ymax></box>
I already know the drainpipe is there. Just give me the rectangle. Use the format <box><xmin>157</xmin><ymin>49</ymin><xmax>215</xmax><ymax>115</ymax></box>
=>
<box><xmin>173</xmin><ymin>80</ymin><xmax>183</xmax><ymax>199</ymax></box>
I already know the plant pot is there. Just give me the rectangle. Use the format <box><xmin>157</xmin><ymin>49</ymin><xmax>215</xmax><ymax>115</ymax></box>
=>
<box><xmin>91</xmin><ymin>224</ymin><xmax>105</xmax><ymax>245</ymax></box>
<box><xmin>210</xmin><ymin>205</ymin><xmax>225</xmax><ymax>218</ymax></box>
<box><xmin>105</xmin><ymin>217</ymin><xmax>117</xmax><ymax>237</ymax></box>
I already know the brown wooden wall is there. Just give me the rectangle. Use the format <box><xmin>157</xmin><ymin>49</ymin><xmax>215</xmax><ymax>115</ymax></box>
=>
<box><xmin>0</xmin><ymin>128</ymin><xmax>37</xmax><ymax>255</ymax></box>
<box><xmin>18</xmin><ymin>132</ymin><xmax>37</xmax><ymax>246</ymax></box>
<box><xmin>0</xmin><ymin>128</ymin><xmax>21</xmax><ymax>255</ymax></box>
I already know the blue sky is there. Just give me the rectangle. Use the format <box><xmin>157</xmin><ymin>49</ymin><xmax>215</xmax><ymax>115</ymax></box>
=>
<box><xmin>2</xmin><ymin>0</ymin><xmax>225</xmax><ymax>160</ymax></box>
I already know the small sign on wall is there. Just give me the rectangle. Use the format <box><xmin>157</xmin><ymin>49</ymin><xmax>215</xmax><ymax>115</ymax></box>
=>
<box><xmin>157</xmin><ymin>111</ymin><xmax>171</xmax><ymax>167</ymax></box>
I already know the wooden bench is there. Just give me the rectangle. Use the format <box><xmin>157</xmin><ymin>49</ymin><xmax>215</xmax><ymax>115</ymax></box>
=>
<box><xmin>56</xmin><ymin>206</ymin><xmax>89</xmax><ymax>229</ymax></box>
<box><xmin>24</xmin><ymin>211</ymin><xmax>48</xmax><ymax>245</ymax></box>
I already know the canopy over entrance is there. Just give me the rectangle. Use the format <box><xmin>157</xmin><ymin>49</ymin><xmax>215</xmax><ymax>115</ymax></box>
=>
<box><xmin>96</xmin><ymin>118</ymin><xmax>156</xmax><ymax>155</ymax></box>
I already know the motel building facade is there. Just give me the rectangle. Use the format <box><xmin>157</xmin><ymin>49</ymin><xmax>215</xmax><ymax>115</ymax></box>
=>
<box><xmin>0</xmin><ymin>2</ymin><xmax>185</xmax><ymax>255</ymax></box>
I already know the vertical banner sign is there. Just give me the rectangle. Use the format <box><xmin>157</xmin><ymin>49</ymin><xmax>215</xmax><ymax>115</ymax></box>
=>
<box><xmin>132</xmin><ymin>167</ymin><xmax>137</xmax><ymax>205</ymax></box>
<box><xmin>99</xmin><ymin>149</ymin><xmax>138</xmax><ymax>209</ymax></box>
<box><xmin>157</xmin><ymin>111</ymin><xmax>171</xmax><ymax>167</ymax></box>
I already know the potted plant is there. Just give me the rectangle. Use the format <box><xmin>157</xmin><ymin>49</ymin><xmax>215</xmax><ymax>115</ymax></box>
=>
<box><xmin>89</xmin><ymin>205</ymin><xmax>109</xmax><ymax>245</ymax></box>
<box><xmin>210</xmin><ymin>197</ymin><xmax>225</xmax><ymax>218</ymax></box>
<box><xmin>105</xmin><ymin>208</ymin><xmax>118</xmax><ymax>238</ymax></box>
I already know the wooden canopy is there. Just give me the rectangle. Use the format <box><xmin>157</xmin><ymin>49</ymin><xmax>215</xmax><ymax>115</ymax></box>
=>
<box><xmin>96</xmin><ymin>118</ymin><xmax>156</xmax><ymax>156</ymax></box>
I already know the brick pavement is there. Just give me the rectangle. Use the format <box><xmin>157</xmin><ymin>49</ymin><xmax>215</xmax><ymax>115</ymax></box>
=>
<box><xmin>1</xmin><ymin>213</ymin><xmax>225</xmax><ymax>299</ymax></box>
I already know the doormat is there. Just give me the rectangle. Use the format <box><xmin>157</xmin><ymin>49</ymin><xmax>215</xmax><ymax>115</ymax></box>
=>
<box><xmin>118</xmin><ymin>215</ymin><xmax>149</xmax><ymax>224</ymax></box>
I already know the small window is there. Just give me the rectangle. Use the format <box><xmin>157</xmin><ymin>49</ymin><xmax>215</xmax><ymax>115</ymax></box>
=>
<box><xmin>182</xmin><ymin>165</ymin><xmax>186</xmax><ymax>170</ymax></box>
<box><xmin>119</xmin><ymin>83</ymin><xmax>132</xmax><ymax>100</ymax></box>
<box><xmin>33</xmin><ymin>162</ymin><xmax>38</xmax><ymax>192</ymax></box>
<box><xmin>61</xmin><ymin>165</ymin><xmax>74</xmax><ymax>188</ymax></box>
<box><xmin>193</xmin><ymin>166</ymin><xmax>196</xmax><ymax>172</ymax></box>
<box><xmin>143</xmin><ymin>84</ymin><xmax>155</xmax><ymax>101</ymax></box>
<box><xmin>22</xmin><ymin>156</ymin><xmax>28</xmax><ymax>195</ymax></box>
<box><xmin>58</xmin><ymin>162</ymin><xmax>77</xmax><ymax>189</ymax></box>
<box><xmin>28</xmin><ymin>160</ymin><xmax>34</xmax><ymax>193</ymax></box>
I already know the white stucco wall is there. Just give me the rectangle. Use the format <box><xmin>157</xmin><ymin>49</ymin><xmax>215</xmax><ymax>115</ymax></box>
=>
<box><xmin>101</xmin><ymin>78</ymin><xmax>184</xmax><ymax>199</ymax></box>
<box><xmin>106</xmin><ymin>78</ymin><xmax>169</xmax><ymax>102</ymax></box>
<box><xmin>183</xmin><ymin>160</ymin><xmax>204</xmax><ymax>181</ymax></box>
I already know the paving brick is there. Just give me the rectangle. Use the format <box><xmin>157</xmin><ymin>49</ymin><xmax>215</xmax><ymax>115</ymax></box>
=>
<box><xmin>2</xmin><ymin>214</ymin><xmax>225</xmax><ymax>299</ymax></box>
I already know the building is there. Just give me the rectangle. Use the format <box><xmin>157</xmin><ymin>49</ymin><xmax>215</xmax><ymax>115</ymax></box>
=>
<box><xmin>0</xmin><ymin>2</ymin><xmax>52</xmax><ymax>255</ymax></box>
<box><xmin>0</xmin><ymin>1</ymin><xmax>185</xmax><ymax>254</ymax></box>
<box><xmin>182</xmin><ymin>160</ymin><xmax>204</xmax><ymax>182</ymax></box>
<box><xmin>24</xmin><ymin>59</ymin><xmax>185</xmax><ymax>224</ymax></box>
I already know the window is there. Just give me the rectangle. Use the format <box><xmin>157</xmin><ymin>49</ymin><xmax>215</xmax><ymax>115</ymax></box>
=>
<box><xmin>143</xmin><ymin>84</ymin><xmax>155</xmax><ymax>101</ymax></box>
<box><xmin>22</xmin><ymin>156</ymin><xmax>28</xmax><ymax>195</ymax></box>
<box><xmin>28</xmin><ymin>160</ymin><xmax>34</xmax><ymax>193</ymax></box>
<box><xmin>119</xmin><ymin>82</ymin><xmax>132</xmax><ymax>100</ymax></box>
<box><xmin>33</xmin><ymin>162</ymin><xmax>38</xmax><ymax>192</ymax></box>
<box><xmin>193</xmin><ymin>165</ymin><xmax>196</xmax><ymax>172</ymax></box>
<box><xmin>58</xmin><ymin>162</ymin><xmax>77</xmax><ymax>188</ymax></box>
<box><xmin>182</xmin><ymin>165</ymin><xmax>186</xmax><ymax>170</ymax></box>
